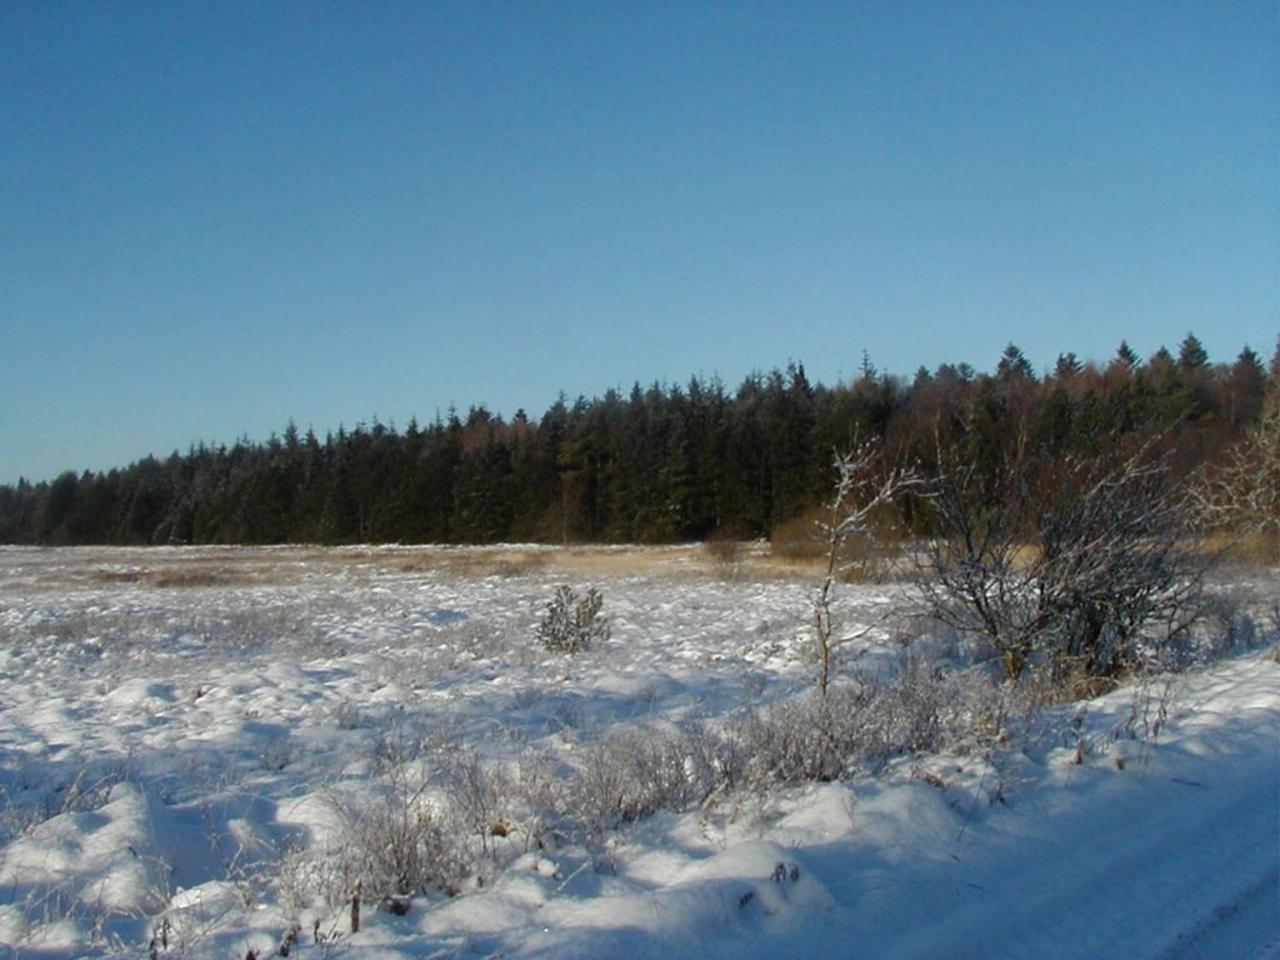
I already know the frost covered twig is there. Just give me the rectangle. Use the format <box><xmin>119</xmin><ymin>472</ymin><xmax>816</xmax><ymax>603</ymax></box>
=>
<box><xmin>813</xmin><ymin>439</ymin><xmax>923</xmax><ymax>695</ymax></box>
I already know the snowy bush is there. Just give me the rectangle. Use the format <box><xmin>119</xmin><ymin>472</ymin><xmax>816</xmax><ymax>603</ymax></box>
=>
<box><xmin>333</xmin><ymin>698</ymin><xmax>361</xmax><ymax>730</ymax></box>
<box><xmin>332</xmin><ymin>765</ymin><xmax>472</xmax><ymax>901</ymax></box>
<box><xmin>570</xmin><ymin>727</ymin><xmax>709</xmax><ymax>837</ymax></box>
<box><xmin>443</xmin><ymin>749</ymin><xmax>516</xmax><ymax>863</ymax></box>
<box><xmin>735</xmin><ymin>686</ymin><xmax>873</xmax><ymax>786</ymax></box>
<box><xmin>730</xmin><ymin>659</ymin><xmax>1003</xmax><ymax>790</ymax></box>
<box><xmin>536</xmin><ymin>585</ymin><xmax>610</xmax><ymax>653</ymax></box>
<box><xmin>921</xmin><ymin>437</ymin><xmax>1209</xmax><ymax>683</ymax></box>
<box><xmin>1200</xmin><ymin>592</ymin><xmax>1260</xmax><ymax>658</ymax></box>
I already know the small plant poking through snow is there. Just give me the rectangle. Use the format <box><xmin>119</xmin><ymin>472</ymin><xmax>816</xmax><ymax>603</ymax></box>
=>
<box><xmin>537</xmin><ymin>585</ymin><xmax>610</xmax><ymax>653</ymax></box>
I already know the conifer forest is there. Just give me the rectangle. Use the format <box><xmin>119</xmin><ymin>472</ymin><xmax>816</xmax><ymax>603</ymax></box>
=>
<box><xmin>3</xmin><ymin>335</ymin><xmax>1274</xmax><ymax>547</ymax></box>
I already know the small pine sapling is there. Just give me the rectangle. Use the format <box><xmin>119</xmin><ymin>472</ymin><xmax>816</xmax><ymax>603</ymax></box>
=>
<box><xmin>537</xmin><ymin>585</ymin><xmax>610</xmax><ymax>653</ymax></box>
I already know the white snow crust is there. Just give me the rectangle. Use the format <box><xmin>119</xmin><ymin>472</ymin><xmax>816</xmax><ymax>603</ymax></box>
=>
<box><xmin>0</xmin><ymin>545</ymin><xmax>1275</xmax><ymax>958</ymax></box>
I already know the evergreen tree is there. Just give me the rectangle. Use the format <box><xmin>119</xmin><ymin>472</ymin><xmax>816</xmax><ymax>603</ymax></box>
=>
<box><xmin>858</xmin><ymin>350</ymin><xmax>877</xmax><ymax>382</ymax></box>
<box><xmin>1178</xmin><ymin>332</ymin><xmax>1209</xmax><ymax>370</ymax></box>
<box><xmin>1115</xmin><ymin>340</ymin><xmax>1140</xmax><ymax>369</ymax></box>
<box><xmin>1224</xmin><ymin>346</ymin><xmax>1268</xmax><ymax>428</ymax></box>
<box><xmin>997</xmin><ymin>343</ymin><xmax>1035</xmax><ymax>381</ymax></box>
<box><xmin>1055</xmin><ymin>352</ymin><xmax>1083</xmax><ymax>379</ymax></box>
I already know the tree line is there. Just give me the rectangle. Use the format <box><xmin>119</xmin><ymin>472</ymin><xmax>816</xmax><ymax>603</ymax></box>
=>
<box><xmin>2</xmin><ymin>333</ymin><xmax>1274</xmax><ymax>546</ymax></box>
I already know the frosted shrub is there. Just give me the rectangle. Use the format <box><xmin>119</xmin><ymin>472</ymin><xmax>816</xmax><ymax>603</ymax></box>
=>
<box><xmin>732</xmin><ymin>660</ymin><xmax>1002</xmax><ymax>790</ymax></box>
<box><xmin>333</xmin><ymin>699</ymin><xmax>361</xmax><ymax>730</ymax></box>
<box><xmin>1200</xmin><ymin>592</ymin><xmax>1260</xmax><ymax>659</ymax></box>
<box><xmin>443</xmin><ymin>749</ymin><xmax>514</xmax><ymax>862</ymax></box>
<box><xmin>873</xmin><ymin>656</ymin><xmax>1005</xmax><ymax>755</ymax></box>
<box><xmin>570</xmin><ymin>728</ymin><xmax>705</xmax><ymax>837</ymax></box>
<box><xmin>536</xmin><ymin>585</ymin><xmax>610</xmax><ymax>654</ymax></box>
<box><xmin>338</xmin><ymin>772</ymin><xmax>471</xmax><ymax>899</ymax></box>
<box><xmin>736</xmin><ymin>686</ymin><xmax>872</xmax><ymax>786</ymax></box>
<box><xmin>922</xmin><ymin>438</ymin><xmax>1208</xmax><ymax>683</ymax></box>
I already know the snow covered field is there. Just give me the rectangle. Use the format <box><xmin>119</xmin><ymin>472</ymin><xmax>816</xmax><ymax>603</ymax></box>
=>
<box><xmin>0</xmin><ymin>546</ymin><xmax>1276</xmax><ymax>959</ymax></box>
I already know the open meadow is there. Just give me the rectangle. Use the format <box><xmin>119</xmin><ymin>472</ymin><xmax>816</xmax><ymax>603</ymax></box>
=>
<box><xmin>0</xmin><ymin>545</ymin><xmax>1277</xmax><ymax>959</ymax></box>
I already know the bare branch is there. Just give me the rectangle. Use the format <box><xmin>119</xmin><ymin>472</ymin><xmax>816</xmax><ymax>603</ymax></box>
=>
<box><xmin>812</xmin><ymin>438</ymin><xmax>924</xmax><ymax>695</ymax></box>
<box><xmin>919</xmin><ymin>432</ymin><xmax>1208</xmax><ymax>682</ymax></box>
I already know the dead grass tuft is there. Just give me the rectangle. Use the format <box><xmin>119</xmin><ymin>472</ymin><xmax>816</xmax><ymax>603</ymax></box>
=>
<box><xmin>768</xmin><ymin>510</ymin><xmax>826</xmax><ymax>562</ymax></box>
<box><xmin>1203</xmin><ymin>530</ymin><xmax>1280</xmax><ymax>567</ymax></box>
<box><xmin>769</xmin><ymin>509</ymin><xmax>908</xmax><ymax>583</ymax></box>
<box><xmin>384</xmin><ymin>551</ymin><xmax>551</xmax><ymax>578</ymax></box>
<box><xmin>90</xmin><ymin>570</ymin><xmax>146</xmax><ymax>585</ymax></box>
<box><xmin>87</xmin><ymin>563</ymin><xmax>272</xmax><ymax>589</ymax></box>
<box><xmin>150</xmin><ymin>568</ymin><xmax>247</xmax><ymax>588</ymax></box>
<box><xmin>703</xmin><ymin>529</ymin><xmax>746</xmax><ymax>569</ymax></box>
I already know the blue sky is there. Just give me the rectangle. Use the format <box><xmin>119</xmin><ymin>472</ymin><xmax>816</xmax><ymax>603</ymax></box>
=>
<box><xmin>2</xmin><ymin>2</ymin><xmax>1276</xmax><ymax>484</ymax></box>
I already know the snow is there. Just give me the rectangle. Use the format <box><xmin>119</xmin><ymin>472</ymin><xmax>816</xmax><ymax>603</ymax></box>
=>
<box><xmin>0</xmin><ymin>545</ymin><xmax>1276</xmax><ymax>958</ymax></box>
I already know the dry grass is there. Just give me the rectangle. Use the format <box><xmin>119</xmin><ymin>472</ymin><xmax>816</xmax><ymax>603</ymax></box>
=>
<box><xmin>702</xmin><ymin>529</ymin><xmax>745</xmax><ymax>568</ymax></box>
<box><xmin>554</xmin><ymin>548</ymin><xmax>692</xmax><ymax>577</ymax></box>
<box><xmin>381</xmin><ymin>550</ymin><xmax>551</xmax><ymax>578</ymax></box>
<box><xmin>3</xmin><ymin>538</ymin><xmax>1103</xmax><ymax>591</ymax></box>
<box><xmin>89</xmin><ymin>569</ymin><xmax>145</xmax><ymax>584</ymax></box>
<box><xmin>1202</xmin><ymin>530</ymin><xmax>1280</xmax><ymax>567</ymax></box>
<box><xmin>150</xmin><ymin>568</ymin><xmax>252</xmax><ymax>588</ymax></box>
<box><xmin>768</xmin><ymin>510</ymin><xmax>826</xmax><ymax>562</ymax></box>
<box><xmin>767</xmin><ymin>508</ymin><xmax>912</xmax><ymax>583</ymax></box>
<box><xmin>87</xmin><ymin>564</ymin><xmax>277</xmax><ymax>589</ymax></box>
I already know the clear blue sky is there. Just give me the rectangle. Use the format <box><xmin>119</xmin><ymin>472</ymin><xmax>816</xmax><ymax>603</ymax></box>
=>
<box><xmin>2</xmin><ymin>2</ymin><xmax>1276</xmax><ymax>484</ymax></box>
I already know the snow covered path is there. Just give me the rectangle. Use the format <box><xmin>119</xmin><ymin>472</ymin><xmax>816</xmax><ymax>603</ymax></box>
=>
<box><xmin>849</xmin><ymin>657</ymin><xmax>1280</xmax><ymax>960</ymax></box>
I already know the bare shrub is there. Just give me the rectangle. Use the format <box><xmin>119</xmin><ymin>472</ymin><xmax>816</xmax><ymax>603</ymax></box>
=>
<box><xmin>921</xmin><ymin>435</ymin><xmax>1208</xmax><ymax>683</ymax></box>
<box><xmin>735</xmin><ymin>688</ymin><xmax>871</xmax><ymax>786</ymax></box>
<box><xmin>302</xmin><ymin>728</ymin><xmax>552</xmax><ymax>908</ymax></box>
<box><xmin>1193</xmin><ymin>399</ymin><xmax>1280</xmax><ymax>561</ymax></box>
<box><xmin>562</xmin><ymin>664</ymin><xmax>1001</xmax><ymax>831</ymax></box>
<box><xmin>442</xmin><ymin>749</ymin><xmax>514</xmax><ymax>864</ymax></box>
<box><xmin>501</xmin><ymin>752</ymin><xmax>561</xmax><ymax>852</ymax></box>
<box><xmin>1200</xmin><ymin>592</ymin><xmax>1259</xmax><ymax>659</ymax></box>
<box><xmin>569</xmin><ymin>727</ymin><xmax>708</xmax><ymax>838</ymax></box>
<box><xmin>336</xmin><ymin>765</ymin><xmax>471</xmax><ymax>900</ymax></box>
<box><xmin>288</xmin><ymin>720</ymin><xmax>475</xmax><ymax>906</ymax></box>
<box><xmin>728</xmin><ymin>656</ymin><xmax>1003</xmax><ymax>791</ymax></box>
<box><xmin>703</xmin><ymin>529</ymin><xmax>745</xmax><ymax>570</ymax></box>
<box><xmin>769</xmin><ymin>508</ymin><xmax>828</xmax><ymax>562</ymax></box>
<box><xmin>536</xmin><ymin>585</ymin><xmax>609</xmax><ymax>654</ymax></box>
<box><xmin>1116</xmin><ymin>667</ymin><xmax>1179</xmax><ymax>745</ymax></box>
<box><xmin>872</xmin><ymin>655</ymin><xmax>968</xmax><ymax>755</ymax></box>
